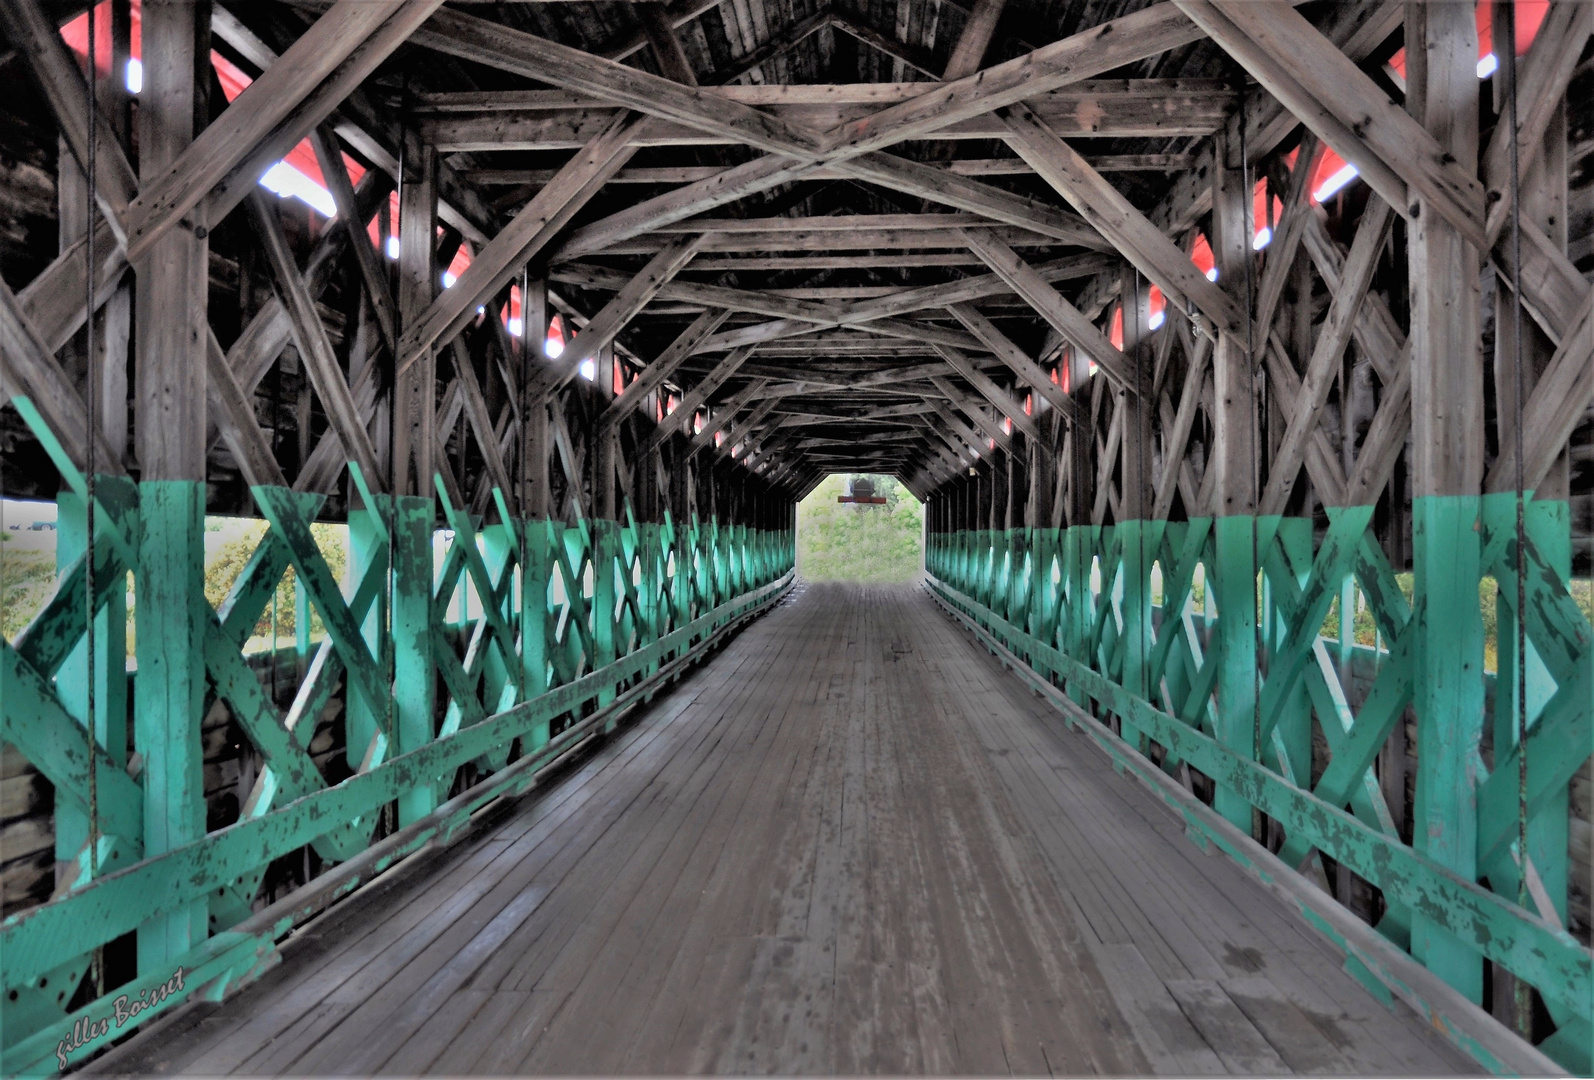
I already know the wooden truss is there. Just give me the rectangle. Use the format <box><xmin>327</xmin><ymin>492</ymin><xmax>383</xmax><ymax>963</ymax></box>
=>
<box><xmin>0</xmin><ymin>0</ymin><xmax>1588</xmax><ymax>1074</ymax></box>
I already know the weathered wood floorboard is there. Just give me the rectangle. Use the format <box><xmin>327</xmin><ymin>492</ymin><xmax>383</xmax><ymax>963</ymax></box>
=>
<box><xmin>90</xmin><ymin>582</ymin><xmax>1481</xmax><ymax>1077</ymax></box>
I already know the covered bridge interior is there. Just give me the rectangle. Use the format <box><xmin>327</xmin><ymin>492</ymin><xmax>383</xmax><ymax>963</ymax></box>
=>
<box><xmin>0</xmin><ymin>0</ymin><xmax>1590</xmax><ymax>1074</ymax></box>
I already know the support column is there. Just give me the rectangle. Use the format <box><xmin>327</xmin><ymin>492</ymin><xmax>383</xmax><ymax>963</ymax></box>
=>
<box><xmin>53</xmin><ymin>59</ymin><xmax>130</xmax><ymax>891</ymax></box>
<box><xmin>133</xmin><ymin>0</ymin><xmax>209</xmax><ymax>971</ymax></box>
<box><xmin>1119</xmin><ymin>271</ymin><xmax>1153</xmax><ymax>719</ymax></box>
<box><xmin>1489</xmin><ymin>89</ymin><xmax>1571</xmax><ymax>995</ymax></box>
<box><xmin>1209</xmin><ymin>126</ymin><xmax>1259</xmax><ymax>832</ymax></box>
<box><xmin>1406</xmin><ymin>0</ymin><xmax>1486</xmax><ymax>1004</ymax></box>
<box><xmin>1027</xmin><ymin>429</ymin><xmax>1055</xmax><ymax>644</ymax></box>
<box><xmin>392</xmin><ymin>142</ymin><xmax>438</xmax><ymax>825</ymax></box>
<box><xmin>1001</xmin><ymin>442</ymin><xmax>1019</xmax><ymax>619</ymax></box>
<box><xmin>592</xmin><ymin>379</ymin><xmax>619</xmax><ymax>709</ymax></box>
<box><xmin>520</xmin><ymin>277</ymin><xmax>552</xmax><ymax>729</ymax></box>
<box><xmin>1062</xmin><ymin>416</ymin><xmax>1092</xmax><ymax>706</ymax></box>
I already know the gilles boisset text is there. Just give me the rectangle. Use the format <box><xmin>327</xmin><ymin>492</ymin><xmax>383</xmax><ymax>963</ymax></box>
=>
<box><xmin>54</xmin><ymin>967</ymin><xmax>185</xmax><ymax>1068</ymax></box>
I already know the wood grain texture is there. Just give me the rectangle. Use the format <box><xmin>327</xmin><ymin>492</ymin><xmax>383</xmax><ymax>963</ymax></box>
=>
<box><xmin>91</xmin><ymin>584</ymin><xmax>1481</xmax><ymax>1077</ymax></box>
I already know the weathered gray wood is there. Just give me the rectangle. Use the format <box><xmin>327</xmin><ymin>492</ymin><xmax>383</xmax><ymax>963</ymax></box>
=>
<box><xmin>643</xmin><ymin>347</ymin><xmax>756</xmax><ymax>451</ymax></box>
<box><xmin>941</xmin><ymin>0</ymin><xmax>1005</xmax><ymax>78</ymax></box>
<box><xmin>0</xmin><ymin>279</ymin><xmax>124</xmax><ymax>477</ymax></box>
<box><xmin>689</xmin><ymin>378</ymin><xmax>771</xmax><ymax>449</ymax></box>
<box><xmin>1485</xmin><ymin>287</ymin><xmax>1594</xmax><ymax>495</ymax></box>
<box><xmin>1202</xmin><ymin>0</ymin><xmax>1485</xmax><ymax>247</ymax></box>
<box><xmin>829</xmin><ymin>11</ymin><xmax>941</xmax><ymax>79</ymax></box>
<box><xmin>537</xmin><ymin>235</ymin><xmax>704</xmax><ymax>396</ymax></box>
<box><xmin>1406</xmin><ymin>1</ymin><xmax>1484</xmax><ymax>501</ymax></box>
<box><xmin>824</xmin><ymin>152</ymin><xmax>1107</xmax><ymax>248</ymax></box>
<box><xmin>309</xmin><ymin>126</ymin><xmax>397</xmax><ymax>350</ymax></box>
<box><xmin>525</xmin><ymin>5</ymin><xmax>1216</xmax><ymax>263</ymax></box>
<box><xmin>448</xmin><ymin>340</ymin><xmax>516</xmax><ymax>500</ymax></box>
<box><xmin>395</xmin><ymin>110</ymin><xmax>646</xmax><ymax>379</ymax></box>
<box><xmin>204</xmin><ymin>328</ymin><xmax>288</xmax><ymax>490</ymax></box>
<box><xmin>711</xmin><ymin>8</ymin><xmax>832</xmax><ymax>84</ymax></box>
<box><xmin>0</xmin><ymin>0</ymin><xmax>137</xmax><ymax>241</ymax></box>
<box><xmin>601</xmin><ymin>309</ymin><xmax>730</xmax><ymax>427</ymax></box>
<box><xmin>1151</xmin><ymin>334</ymin><xmax>1210</xmax><ymax>520</ymax></box>
<box><xmin>944</xmin><ymin>303</ymin><xmax>1078</xmax><ymax>426</ymax></box>
<box><xmin>924</xmin><ymin>387</ymin><xmax>1007</xmax><ymax>455</ymax></box>
<box><xmin>959</xmin><ymin>230</ymin><xmax>1136</xmax><ymax>389</ymax></box>
<box><xmin>1479</xmin><ymin>0</ymin><xmax>1591</xmax><ymax>248</ymax></box>
<box><xmin>1002</xmin><ymin>104</ymin><xmax>1241</xmax><ymax>335</ymax></box>
<box><xmin>126</xmin><ymin>0</ymin><xmax>443</xmax><ymax>263</ymax></box>
<box><xmin>135</xmin><ymin>0</ymin><xmax>208</xmax><ymax>484</ymax></box>
<box><xmin>412</xmin><ymin>8</ymin><xmax>828</xmax><ymax>158</ymax></box>
<box><xmin>1258</xmin><ymin>197</ymin><xmax>1392</xmax><ymax>515</ymax></box>
<box><xmin>928</xmin><ymin>371</ymin><xmax>1016</xmax><ymax>451</ymax></box>
<box><xmin>1259</xmin><ymin>333</ymin><xmax>1348</xmax><ymax>507</ymax></box>
<box><xmin>1172</xmin><ymin>0</ymin><xmax>1413</xmax><ymax>223</ymax></box>
<box><xmin>708</xmin><ymin>396</ymin><xmax>780</xmax><ymax>458</ymax></box>
<box><xmin>465</xmin><ymin>153</ymin><xmax>1198</xmax><ymax>186</ymax></box>
<box><xmin>637</xmin><ymin>1</ymin><xmax>700</xmax><ymax>86</ymax></box>
<box><xmin>247</xmin><ymin>192</ymin><xmax>385</xmax><ymax>492</ymax></box>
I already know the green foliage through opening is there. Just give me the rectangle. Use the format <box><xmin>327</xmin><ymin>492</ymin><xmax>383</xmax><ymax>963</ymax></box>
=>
<box><xmin>796</xmin><ymin>474</ymin><xmax>923</xmax><ymax>583</ymax></box>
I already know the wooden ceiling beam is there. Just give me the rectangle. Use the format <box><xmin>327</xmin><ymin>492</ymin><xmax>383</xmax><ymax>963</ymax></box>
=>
<box><xmin>463</xmin><ymin>154</ymin><xmax>1197</xmax><ymax>188</ymax></box>
<box><xmin>1187</xmin><ymin>0</ymin><xmax>1486</xmax><ymax>247</ymax></box>
<box><xmin>945</xmin><ymin>302</ymin><xmax>1081</xmax><ymax>424</ymax></box>
<box><xmin>443</xmin><ymin>2</ymin><xmax>1208</xmax><ymax>261</ymax></box>
<box><xmin>690</xmin><ymin>380</ymin><xmax>773</xmax><ymax>449</ymax></box>
<box><xmin>553</xmin><ymin>252</ymin><xmax>1109</xmax><ymax>335</ymax></box>
<box><xmin>126</xmin><ymin>0</ymin><xmax>444</xmax><ymax>263</ymax></box>
<box><xmin>210</xmin><ymin>6</ymin><xmax>494</xmax><ymax>247</ymax></box>
<box><xmin>394</xmin><ymin>111</ymin><xmax>644</xmax><ymax>380</ymax></box>
<box><xmin>926</xmin><ymin>400</ymin><xmax>997</xmax><ymax>464</ymax></box>
<box><xmin>534</xmin><ymin>234</ymin><xmax>704</xmax><ymax>396</ymax></box>
<box><xmin>417</xmin><ymin>79</ymin><xmax>1233</xmax><ymax>111</ymax></box>
<box><xmin>565</xmin><ymin>227</ymin><xmax>1067</xmax><ymax>255</ymax></box>
<box><xmin>710</xmin><ymin>8</ymin><xmax>833</xmax><ymax>84</ymax></box>
<box><xmin>930</xmin><ymin>349</ymin><xmax>1040</xmax><ymax>443</ymax></box>
<box><xmin>959</xmin><ymin>230</ymin><xmax>1136</xmax><ymax>389</ymax></box>
<box><xmin>941</xmin><ymin>0</ymin><xmax>1007</xmax><ymax>80</ymax></box>
<box><xmin>647</xmin><ymin>212</ymin><xmax>1055</xmax><ymax>233</ymax></box>
<box><xmin>411</xmin><ymin>7</ymin><xmax>829</xmax><ymax>158</ymax></box>
<box><xmin>822</xmin><ymin>3</ymin><xmax>1207</xmax><ymax>157</ymax></box>
<box><xmin>601</xmin><ymin>308</ymin><xmax>730</xmax><ymax>426</ymax></box>
<box><xmin>828</xmin><ymin>12</ymin><xmax>942</xmax><ymax>79</ymax></box>
<box><xmin>711</xmin><ymin>398</ymin><xmax>781</xmax><ymax>458</ymax></box>
<box><xmin>643</xmin><ymin>346</ymin><xmax>756</xmax><ymax>450</ymax></box>
<box><xmin>1002</xmin><ymin>103</ymin><xmax>1243</xmax><ymax>335</ymax></box>
<box><xmin>635</xmin><ymin>1</ymin><xmax>699</xmax><ymax>86</ymax></box>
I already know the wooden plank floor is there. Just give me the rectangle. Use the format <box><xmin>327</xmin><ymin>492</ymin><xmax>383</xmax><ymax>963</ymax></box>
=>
<box><xmin>92</xmin><ymin>582</ymin><xmax>1480</xmax><ymax>1077</ymax></box>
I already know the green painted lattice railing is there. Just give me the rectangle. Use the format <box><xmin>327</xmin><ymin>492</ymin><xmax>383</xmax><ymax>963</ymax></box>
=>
<box><xmin>0</xmin><ymin>444</ymin><xmax>794</xmax><ymax>1073</ymax></box>
<box><xmin>926</xmin><ymin>505</ymin><xmax>1592</xmax><ymax>1074</ymax></box>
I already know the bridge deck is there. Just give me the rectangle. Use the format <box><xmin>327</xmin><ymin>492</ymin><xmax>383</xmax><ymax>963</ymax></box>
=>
<box><xmin>93</xmin><ymin>582</ymin><xmax>1476</xmax><ymax>1076</ymax></box>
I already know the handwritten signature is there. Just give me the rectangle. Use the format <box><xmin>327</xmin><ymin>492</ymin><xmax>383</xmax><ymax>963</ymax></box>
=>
<box><xmin>54</xmin><ymin>967</ymin><xmax>185</xmax><ymax>1070</ymax></box>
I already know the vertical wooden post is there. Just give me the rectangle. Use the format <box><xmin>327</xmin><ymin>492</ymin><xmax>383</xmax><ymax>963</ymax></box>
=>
<box><xmin>671</xmin><ymin>443</ymin><xmax>692</xmax><ymax>627</ymax></box>
<box><xmin>1490</xmin><ymin>90</ymin><xmax>1571</xmax><ymax>1011</ymax></box>
<box><xmin>53</xmin><ymin>54</ymin><xmax>130</xmax><ymax>887</ymax></box>
<box><xmin>1406</xmin><ymin>0</ymin><xmax>1486</xmax><ymax>1005</ymax></box>
<box><xmin>132</xmin><ymin>0</ymin><xmax>209</xmax><ymax>972</ymax></box>
<box><xmin>394</xmin><ymin>144</ymin><xmax>438</xmax><ymax>499</ymax></box>
<box><xmin>392</xmin><ymin>141</ymin><xmax>439</xmax><ymax>824</ymax></box>
<box><xmin>1062</xmin><ymin>392</ymin><xmax>1092</xmax><ymax>706</ymax></box>
<box><xmin>1209</xmin><ymin>125</ymin><xmax>1258</xmax><ymax>833</ymax></box>
<box><xmin>520</xmin><ymin>275</ymin><xmax>552</xmax><ymax>731</ymax></box>
<box><xmin>1120</xmin><ymin>271</ymin><xmax>1152</xmax><ymax>690</ymax></box>
<box><xmin>593</xmin><ymin>347</ymin><xmax>620</xmax><ymax>707</ymax></box>
<box><xmin>1028</xmin><ymin>423</ymin><xmax>1054</xmax><ymax>642</ymax></box>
